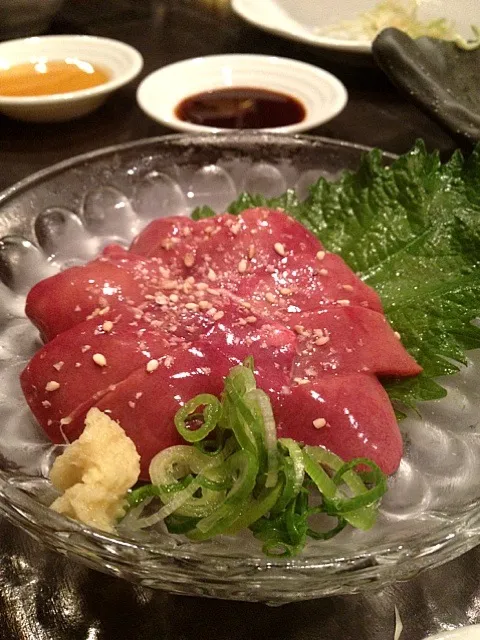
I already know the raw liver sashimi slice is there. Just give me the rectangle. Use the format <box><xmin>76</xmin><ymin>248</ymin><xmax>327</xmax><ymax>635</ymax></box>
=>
<box><xmin>273</xmin><ymin>374</ymin><xmax>403</xmax><ymax>475</ymax></box>
<box><xmin>290</xmin><ymin>306</ymin><xmax>422</xmax><ymax>378</ymax></box>
<box><xmin>131</xmin><ymin>208</ymin><xmax>382</xmax><ymax>313</ymax></box>
<box><xmin>25</xmin><ymin>248</ymin><xmax>167</xmax><ymax>341</ymax></box>
<box><xmin>20</xmin><ymin>314</ymin><xmax>174</xmax><ymax>435</ymax></box>
<box><xmin>95</xmin><ymin>343</ymin><xmax>294</xmax><ymax>478</ymax></box>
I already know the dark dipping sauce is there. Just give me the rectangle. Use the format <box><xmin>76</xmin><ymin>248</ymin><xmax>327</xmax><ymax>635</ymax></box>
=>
<box><xmin>175</xmin><ymin>87</ymin><xmax>306</xmax><ymax>129</ymax></box>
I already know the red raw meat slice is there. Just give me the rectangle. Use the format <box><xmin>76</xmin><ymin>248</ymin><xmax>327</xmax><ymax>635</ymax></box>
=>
<box><xmin>233</xmin><ymin>252</ymin><xmax>382</xmax><ymax>316</ymax></box>
<box><xmin>273</xmin><ymin>374</ymin><xmax>403</xmax><ymax>475</ymax></box>
<box><xmin>131</xmin><ymin>208</ymin><xmax>382</xmax><ymax>313</ymax></box>
<box><xmin>130</xmin><ymin>215</ymin><xmax>198</xmax><ymax>259</ymax></box>
<box><xmin>25</xmin><ymin>248</ymin><xmax>167</xmax><ymax>341</ymax></box>
<box><xmin>20</xmin><ymin>314</ymin><xmax>175</xmax><ymax>439</ymax></box>
<box><xmin>290</xmin><ymin>306</ymin><xmax>422</xmax><ymax>378</ymax></box>
<box><xmin>96</xmin><ymin>342</ymin><xmax>294</xmax><ymax>478</ymax></box>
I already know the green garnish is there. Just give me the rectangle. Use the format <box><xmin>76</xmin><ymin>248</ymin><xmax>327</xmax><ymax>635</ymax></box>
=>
<box><xmin>123</xmin><ymin>360</ymin><xmax>387</xmax><ymax>557</ymax></box>
<box><xmin>193</xmin><ymin>142</ymin><xmax>480</xmax><ymax>415</ymax></box>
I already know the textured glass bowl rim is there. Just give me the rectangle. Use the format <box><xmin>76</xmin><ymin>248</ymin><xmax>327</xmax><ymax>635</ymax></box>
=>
<box><xmin>0</xmin><ymin>131</ymin><xmax>479</xmax><ymax>600</ymax></box>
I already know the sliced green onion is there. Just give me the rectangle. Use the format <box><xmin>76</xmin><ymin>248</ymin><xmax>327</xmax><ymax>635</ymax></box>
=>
<box><xmin>191</xmin><ymin>449</ymin><xmax>259</xmax><ymax>538</ymax></box>
<box><xmin>246</xmin><ymin>389</ymin><xmax>279</xmax><ymax>488</ymax></box>
<box><xmin>174</xmin><ymin>394</ymin><xmax>221</xmax><ymax>442</ymax></box>
<box><xmin>127</xmin><ymin>484</ymin><xmax>163</xmax><ymax>508</ymax></box>
<box><xmin>122</xmin><ymin>359</ymin><xmax>388</xmax><ymax>556</ymax></box>
<box><xmin>149</xmin><ymin>446</ymin><xmax>227</xmax><ymax>518</ymax></box>
<box><xmin>225</xmin><ymin>482</ymin><xmax>283</xmax><ymax>535</ymax></box>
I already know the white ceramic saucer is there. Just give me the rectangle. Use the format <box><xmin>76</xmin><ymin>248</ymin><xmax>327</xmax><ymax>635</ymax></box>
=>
<box><xmin>0</xmin><ymin>35</ymin><xmax>143</xmax><ymax>122</ymax></box>
<box><xmin>136</xmin><ymin>54</ymin><xmax>347</xmax><ymax>133</ymax></box>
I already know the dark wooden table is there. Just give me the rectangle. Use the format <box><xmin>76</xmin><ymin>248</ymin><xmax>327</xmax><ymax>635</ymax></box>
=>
<box><xmin>1</xmin><ymin>2</ymin><xmax>478</xmax><ymax>639</ymax></box>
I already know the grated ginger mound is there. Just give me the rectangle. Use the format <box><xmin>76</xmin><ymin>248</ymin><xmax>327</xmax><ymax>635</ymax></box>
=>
<box><xmin>49</xmin><ymin>408</ymin><xmax>140</xmax><ymax>532</ymax></box>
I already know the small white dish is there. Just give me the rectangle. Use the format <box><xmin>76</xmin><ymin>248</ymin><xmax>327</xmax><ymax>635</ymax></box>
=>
<box><xmin>136</xmin><ymin>54</ymin><xmax>347</xmax><ymax>134</ymax></box>
<box><xmin>232</xmin><ymin>0</ymin><xmax>478</xmax><ymax>55</ymax></box>
<box><xmin>0</xmin><ymin>35</ymin><xmax>143</xmax><ymax>122</ymax></box>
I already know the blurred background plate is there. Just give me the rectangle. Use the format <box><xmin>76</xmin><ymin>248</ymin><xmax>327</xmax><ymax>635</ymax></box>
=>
<box><xmin>232</xmin><ymin>0</ymin><xmax>479</xmax><ymax>56</ymax></box>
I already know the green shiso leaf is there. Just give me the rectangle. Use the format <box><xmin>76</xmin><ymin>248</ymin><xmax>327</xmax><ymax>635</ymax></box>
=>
<box><xmin>227</xmin><ymin>141</ymin><xmax>480</xmax><ymax>410</ymax></box>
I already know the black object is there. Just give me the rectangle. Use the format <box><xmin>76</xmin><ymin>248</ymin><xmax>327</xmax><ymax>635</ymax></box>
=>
<box><xmin>373</xmin><ymin>28</ymin><xmax>480</xmax><ymax>145</ymax></box>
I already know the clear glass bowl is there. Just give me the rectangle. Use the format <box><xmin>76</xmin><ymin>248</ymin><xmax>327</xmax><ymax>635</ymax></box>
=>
<box><xmin>0</xmin><ymin>132</ymin><xmax>479</xmax><ymax>604</ymax></box>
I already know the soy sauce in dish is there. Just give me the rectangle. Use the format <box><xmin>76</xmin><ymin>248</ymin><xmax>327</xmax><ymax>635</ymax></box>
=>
<box><xmin>175</xmin><ymin>87</ymin><xmax>306</xmax><ymax>129</ymax></box>
<box><xmin>0</xmin><ymin>59</ymin><xmax>110</xmax><ymax>97</ymax></box>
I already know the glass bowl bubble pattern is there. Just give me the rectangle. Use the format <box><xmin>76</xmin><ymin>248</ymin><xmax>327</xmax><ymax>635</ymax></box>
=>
<box><xmin>0</xmin><ymin>133</ymin><xmax>479</xmax><ymax>605</ymax></box>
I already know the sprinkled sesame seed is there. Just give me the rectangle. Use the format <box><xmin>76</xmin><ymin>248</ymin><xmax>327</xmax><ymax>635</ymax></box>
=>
<box><xmin>313</xmin><ymin>418</ymin><xmax>327</xmax><ymax>429</ymax></box>
<box><xmin>248</xmin><ymin>244</ymin><xmax>256</xmax><ymax>259</ymax></box>
<box><xmin>198</xmin><ymin>300</ymin><xmax>211</xmax><ymax>310</ymax></box>
<box><xmin>280</xmin><ymin>287</ymin><xmax>292</xmax><ymax>296</ymax></box>
<box><xmin>294</xmin><ymin>377</ymin><xmax>309</xmax><ymax>385</ymax></box>
<box><xmin>159</xmin><ymin>266</ymin><xmax>170</xmax><ymax>278</ymax></box>
<box><xmin>146</xmin><ymin>359</ymin><xmax>159</xmax><ymax>373</ymax></box>
<box><xmin>315</xmin><ymin>336</ymin><xmax>330</xmax><ymax>346</ymax></box>
<box><xmin>231</xmin><ymin>222</ymin><xmax>241</xmax><ymax>235</ymax></box>
<box><xmin>98</xmin><ymin>306</ymin><xmax>110</xmax><ymax>316</ymax></box>
<box><xmin>294</xmin><ymin>325</ymin><xmax>305</xmax><ymax>335</ymax></box>
<box><xmin>81</xmin><ymin>345</ymin><xmax>91</xmax><ymax>353</ymax></box>
<box><xmin>206</xmin><ymin>307</ymin><xmax>217</xmax><ymax>317</ymax></box>
<box><xmin>274</xmin><ymin>242</ymin><xmax>286</xmax><ymax>256</ymax></box>
<box><xmin>246</xmin><ymin>315</ymin><xmax>257</xmax><ymax>324</ymax></box>
<box><xmin>394</xmin><ymin>331</ymin><xmax>401</xmax><ymax>340</ymax></box>
<box><xmin>102</xmin><ymin>320</ymin><xmax>113</xmax><ymax>333</ymax></box>
<box><xmin>128</xmin><ymin>401</ymin><xmax>136</xmax><ymax>409</ymax></box>
<box><xmin>337</xmin><ymin>299</ymin><xmax>350</xmax><ymax>306</ymax></box>
<box><xmin>265</xmin><ymin>292</ymin><xmax>276</xmax><ymax>303</ymax></box>
<box><xmin>53</xmin><ymin>361</ymin><xmax>64</xmax><ymax>371</ymax></box>
<box><xmin>169</xmin><ymin>294</ymin><xmax>179</xmax><ymax>303</ymax></box>
<box><xmin>342</xmin><ymin>284</ymin><xmax>354</xmax><ymax>291</ymax></box>
<box><xmin>74</xmin><ymin>305</ymin><xmax>81</xmax><ymax>312</ymax></box>
<box><xmin>185</xmin><ymin>302</ymin><xmax>198</xmax><ymax>310</ymax></box>
<box><xmin>92</xmin><ymin>353</ymin><xmax>107</xmax><ymax>367</ymax></box>
<box><xmin>42</xmin><ymin>400</ymin><xmax>51</xmax><ymax>408</ymax></box>
<box><xmin>319</xmin><ymin>268</ymin><xmax>329</xmax><ymax>276</ymax></box>
<box><xmin>184</xmin><ymin>253</ymin><xmax>195</xmax><ymax>267</ymax></box>
<box><xmin>196</xmin><ymin>282</ymin><xmax>208</xmax><ymax>291</ymax></box>
<box><xmin>213</xmin><ymin>310</ymin><xmax>224</xmax><ymax>321</ymax></box>
<box><xmin>238</xmin><ymin>258</ymin><xmax>248</xmax><ymax>273</ymax></box>
<box><xmin>60</xmin><ymin>417</ymin><xmax>72</xmax><ymax>425</ymax></box>
<box><xmin>162</xmin><ymin>280</ymin><xmax>178</xmax><ymax>290</ymax></box>
<box><xmin>186</xmin><ymin>276</ymin><xmax>195</xmax><ymax>285</ymax></box>
<box><xmin>240</xmin><ymin>300</ymin><xmax>251</xmax><ymax>309</ymax></box>
<box><xmin>316</xmin><ymin>250</ymin><xmax>326</xmax><ymax>261</ymax></box>
<box><xmin>75</xmin><ymin>362</ymin><xmax>81</xmax><ymax>368</ymax></box>
<box><xmin>207</xmin><ymin>268</ymin><xmax>217</xmax><ymax>282</ymax></box>
<box><xmin>135</xmin><ymin>392</ymin><xmax>143</xmax><ymax>399</ymax></box>
<box><xmin>45</xmin><ymin>381</ymin><xmax>60</xmax><ymax>392</ymax></box>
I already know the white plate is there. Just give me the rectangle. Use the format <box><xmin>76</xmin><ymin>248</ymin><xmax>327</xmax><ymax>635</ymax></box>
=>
<box><xmin>232</xmin><ymin>0</ymin><xmax>478</xmax><ymax>55</ymax></box>
<box><xmin>136</xmin><ymin>54</ymin><xmax>347</xmax><ymax>133</ymax></box>
<box><xmin>425</xmin><ymin>626</ymin><xmax>480</xmax><ymax>640</ymax></box>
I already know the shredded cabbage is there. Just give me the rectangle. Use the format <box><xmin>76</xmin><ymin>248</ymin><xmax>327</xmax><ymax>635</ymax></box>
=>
<box><xmin>315</xmin><ymin>0</ymin><xmax>480</xmax><ymax>50</ymax></box>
